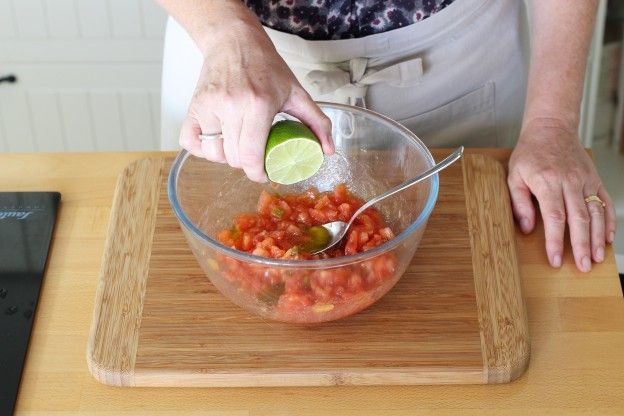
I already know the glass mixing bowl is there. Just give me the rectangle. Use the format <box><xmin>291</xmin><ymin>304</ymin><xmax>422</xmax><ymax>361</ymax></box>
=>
<box><xmin>169</xmin><ymin>102</ymin><xmax>439</xmax><ymax>323</ymax></box>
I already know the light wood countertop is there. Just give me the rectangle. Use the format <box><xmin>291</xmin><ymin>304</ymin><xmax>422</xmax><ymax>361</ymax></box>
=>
<box><xmin>2</xmin><ymin>150</ymin><xmax>623</xmax><ymax>415</ymax></box>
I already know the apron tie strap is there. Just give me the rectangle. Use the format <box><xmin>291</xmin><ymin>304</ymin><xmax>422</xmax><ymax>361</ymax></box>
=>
<box><xmin>305</xmin><ymin>56</ymin><xmax>424</xmax><ymax>107</ymax></box>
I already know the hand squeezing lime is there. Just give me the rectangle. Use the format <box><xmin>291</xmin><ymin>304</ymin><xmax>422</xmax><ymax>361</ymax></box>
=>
<box><xmin>264</xmin><ymin>120</ymin><xmax>324</xmax><ymax>185</ymax></box>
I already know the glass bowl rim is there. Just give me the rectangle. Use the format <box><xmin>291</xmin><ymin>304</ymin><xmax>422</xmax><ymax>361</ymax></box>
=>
<box><xmin>168</xmin><ymin>102</ymin><xmax>439</xmax><ymax>269</ymax></box>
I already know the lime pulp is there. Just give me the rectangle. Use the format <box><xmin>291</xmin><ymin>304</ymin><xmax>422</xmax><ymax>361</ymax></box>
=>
<box><xmin>264</xmin><ymin>120</ymin><xmax>324</xmax><ymax>185</ymax></box>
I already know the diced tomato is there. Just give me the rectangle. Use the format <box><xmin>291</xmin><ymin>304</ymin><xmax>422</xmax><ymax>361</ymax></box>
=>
<box><xmin>242</xmin><ymin>232</ymin><xmax>253</xmax><ymax>251</ymax></box>
<box><xmin>308</xmin><ymin>208</ymin><xmax>327</xmax><ymax>223</ymax></box>
<box><xmin>380</xmin><ymin>227</ymin><xmax>395</xmax><ymax>240</ymax></box>
<box><xmin>331</xmin><ymin>268</ymin><xmax>349</xmax><ymax>288</ymax></box>
<box><xmin>277</xmin><ymin>293</ymin><xmax>315</xmax><ymax>312</ymax></box>
<box><xmin>259</xmin><ymin>237</ymin><xmax>275</xmax><ymax>249</ymax></box>
<box><xmin>252</xmin><ymin>230</ymin><xmax>268</xmax><ymax>243</ymax></box>
<box><xmin>333</xmin><ymin>183</ymin><xmax>348</xmax><ymax>204</ymax></box>
<box><xmin>286</xmin><ymin>223</ymin><xmax>302</xmax><ymax>237</ymax></box>
<box><xmin>347</xmin><ymin>196</ymin><xmax>363</xmax><ymax>209</ymax></box>
<box><xmin>234</xmin><ymin>214</ymin><xmax>256</xmax><ymax>231</ymax></box>
<box><xmin>217</xmin><ymin>229</ymin><xmax>234</xmax><ymax>246</ymax></box>
<box><xmin>366</xmin><ymin>208</ymin><xmax>383</xmax><ymax>224</ymax></box>
<box><xmin>314</xmin><ymin>194</ymin><xmax>334</xmax><ymax>210</ymax></box>
<box><xmin>252</xmin><ymin>247</ymin><xmax>269</xmax><ymax>257</ymax></box>
<box><xmin>216</xmin><ymin>184</ymin><xmax>398</xmax><ymax>319</ymax></box>
<box><xmin>373</xmin><ymin>255</ymin><xmax>396</xmax><ymax>279</ymax></box>
<box><xmin>296</xmin><ymin>210</ymin><xmax>312</xmax><ymax>226</ymax></box>
<box><xmin>284</xmin><ymin>276</ymin><xmax>306</xmax><ymax>293</ymax></box>
<box><xmin>270</xmin><ymin>245</ymin><xmax>285</xmax><ymax>258</ymax></box>
<box><xmin>305</xmin><ymin>187</ymin><xmax>319</xmax><ymax>202</ymax></box>
<box><xmin>275</xmin><ymin>220</ymin><xmax>289</xmax><ymax>231</ymax></box>
<box><xmin>271</xmin><ymin>230</ymin><xmax>285</xmax><ymax>240</ymax></box>
<box><xmin>357</xmin><ymin>214</ymin><xmax>375</xmax><ymax>234</ymax></box>
<box><xmin>278</xmin><ymin>200</ymin><xmax>293</xmax><ymax>218</ymax></box>
<box><xmin>325</xmin><ymin>209</ymin><xmax>338</xmax><ymax>221</ymax></box>
<box><xmin>345</xmin><ymin>230</ymin><xmax>359</xmax><ymax>256</ymax></box>
<box><xmin>348</xmin><ymin>273</ymin><xmax>364</xmax><ymax>292</ymax></box>
<box><xmin>311</xmin><ymin>280</ymin><xmax>331</xmax><ymax>301</ymax></box>
<box><xmin>371</xmin><ymin>234</ymin><xmax>383</xmax><ymax>245</ymax></box>
<box><xmin>257</xmin><ymin>190</ymin><xmax>275</xmax><ymax>215</ymax></box>
<box><xmin>359</xmin><ymin>231</ymin><xmax>369</xmax><ymax>245</ymax></box>
<box><xmin>338</xmin><ymin>203</ymin><xmax>353</xmax><ymax>221</ymax></box>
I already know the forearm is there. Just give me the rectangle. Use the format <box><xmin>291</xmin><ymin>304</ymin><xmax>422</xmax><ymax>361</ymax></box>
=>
<box><xmin>522</xmin><ymin>0</ymin><xmax>600</xmax><ymax>133</ymax></box>
<box><xmin>155</xmin><ymin>0</ymin><xmax>266</xmax><ymax>56</ymax></box>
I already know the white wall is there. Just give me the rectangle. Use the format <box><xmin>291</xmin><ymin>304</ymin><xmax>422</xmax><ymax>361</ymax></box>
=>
<box><xmin>0</xmin><ymin>0</ymin><xmax>609</xmax><ymax>152</ymax></box>
<box><xmin>0</xmin><ymin>0</ymin><xmax>167</xmax><ymax>152</ymax></box>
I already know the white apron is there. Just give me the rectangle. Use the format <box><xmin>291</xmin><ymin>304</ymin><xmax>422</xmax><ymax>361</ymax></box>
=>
<box><xmin>160</xmin><ymin>0</ymin><xmax>529</xmax><ymax>150</ymax></box>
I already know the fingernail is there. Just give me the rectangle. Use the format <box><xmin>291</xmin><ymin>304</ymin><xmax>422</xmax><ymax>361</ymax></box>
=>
<box><xmin>581</xmin><ymin>256</ymin><xmax>591</xmax><ymax>273</ymax></box>
<box><xmin>595</xmin><ymin>246</ymin><xmax>604</xmax><ymax>263</ymax></box>
<box><xmin>608</xmin><ymin>231</ymin><xmax>615</xmax><ymax>244</ymax></box>
<box><xmin>520</xmin><ymin>217</ymin><xmax>530</xmax><ymax>233</ymax></box>
<box><xmin>552</xmin><ymin>254</ymin><xmax>562</xmax><ymax>268</ymax></box>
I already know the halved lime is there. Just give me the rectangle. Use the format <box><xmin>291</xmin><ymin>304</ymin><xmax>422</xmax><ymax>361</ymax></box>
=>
<box><xmin>264</xmin><ymin>120</ymin><xmax>324</xmax><ymax>185</ymax></box>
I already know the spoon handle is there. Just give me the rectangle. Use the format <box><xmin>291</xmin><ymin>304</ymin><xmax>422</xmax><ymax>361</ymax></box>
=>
<box><xmin>345</xmin><ymin>146</ymin><xmax>464</xmax><ymax>230</ymax></box>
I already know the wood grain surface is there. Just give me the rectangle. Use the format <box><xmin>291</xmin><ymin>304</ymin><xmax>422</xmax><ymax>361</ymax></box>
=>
<box><xmin>87</xmin><ymin>158</ymin><xmax>165</xmax><ymax>386</ymax></box>
<box><xmin>462</xmin><ymin>155</ymin><xmax>529</xmax><ymax>383</ymax></box>
<box><xmin>2</xmin><ymin>150</ymin><xmax>622</xmax><ymax>415</ymax></box>
<box><xmin>86</xmin><ymin>152</ymin><xmax>528</xmax><ymax>387</ymax></box>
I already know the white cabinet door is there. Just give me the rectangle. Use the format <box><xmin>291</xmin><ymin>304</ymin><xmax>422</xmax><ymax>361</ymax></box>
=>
<box><xmin>0</xmin><ymin>0</ymin><xmax>166</xmax><ymax>152</ymax></box>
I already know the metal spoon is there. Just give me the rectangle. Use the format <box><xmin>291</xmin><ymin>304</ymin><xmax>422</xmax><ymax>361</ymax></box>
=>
<box><xmin>311</xmin><ymin>146</ymin><xmax>464</xmax><ymax>255</ymax></box>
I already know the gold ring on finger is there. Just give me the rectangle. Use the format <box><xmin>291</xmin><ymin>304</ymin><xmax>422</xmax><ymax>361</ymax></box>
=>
<box><xmin>584</xmin><ymin>195</ymin><xmax>606</xmax><ymax>208</ymax></box>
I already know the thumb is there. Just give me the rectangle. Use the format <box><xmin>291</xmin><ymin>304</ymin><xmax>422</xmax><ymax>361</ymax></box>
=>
<box><xmin>283</xmin><ymin>89</ymin><xmax>334</xmax><ymax>155</ymax></box>
<box><xmin>507</xmin><ymin>171</ymin><xmax>536</xmax><ymax>234</ymax></box>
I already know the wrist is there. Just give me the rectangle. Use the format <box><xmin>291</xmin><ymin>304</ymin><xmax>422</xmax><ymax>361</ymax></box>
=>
<box><xmin>521</xmin><ymin>94</ymin><xmax>580</xmax><ymax>133</ymax></box>
<box><xmin>194</xmin><ymin>6</ymin><xmax>267</xmax><ymax>57</ymax></box>
<box><xmin>519</xmin><ymin>115</ymin><xmax>580</xmax><ymax>145</ymax></box>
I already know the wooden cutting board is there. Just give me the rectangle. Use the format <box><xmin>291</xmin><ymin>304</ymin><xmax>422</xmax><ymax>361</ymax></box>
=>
<box><xmin>87</xmin><ymin>151</ymin><xmax>529</xmax><ymax>387</ymax></box>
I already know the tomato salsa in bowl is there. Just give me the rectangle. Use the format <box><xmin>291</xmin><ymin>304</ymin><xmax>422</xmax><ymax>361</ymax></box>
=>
<box><xmin>169</xmin><ymin>103</ymin><xmax>439</xmax><ymax>323</ymax></box>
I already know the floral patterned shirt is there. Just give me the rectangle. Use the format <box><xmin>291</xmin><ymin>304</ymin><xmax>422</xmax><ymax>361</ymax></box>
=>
<box><xmin>243</xmin><ymin>0</ymin><xmax>457</xmax><ymax>40</ymax></box>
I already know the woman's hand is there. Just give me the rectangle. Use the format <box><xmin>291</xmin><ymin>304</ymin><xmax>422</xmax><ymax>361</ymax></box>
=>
<box><xmin>508</xmin><ymin>118</ymin><xmax>616</xmax><ymax>272</ymax></box>
<box><xmin>178</xmin><ymin>7</ymin><xmax>333</xmax><ymax>182</ymax></box>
